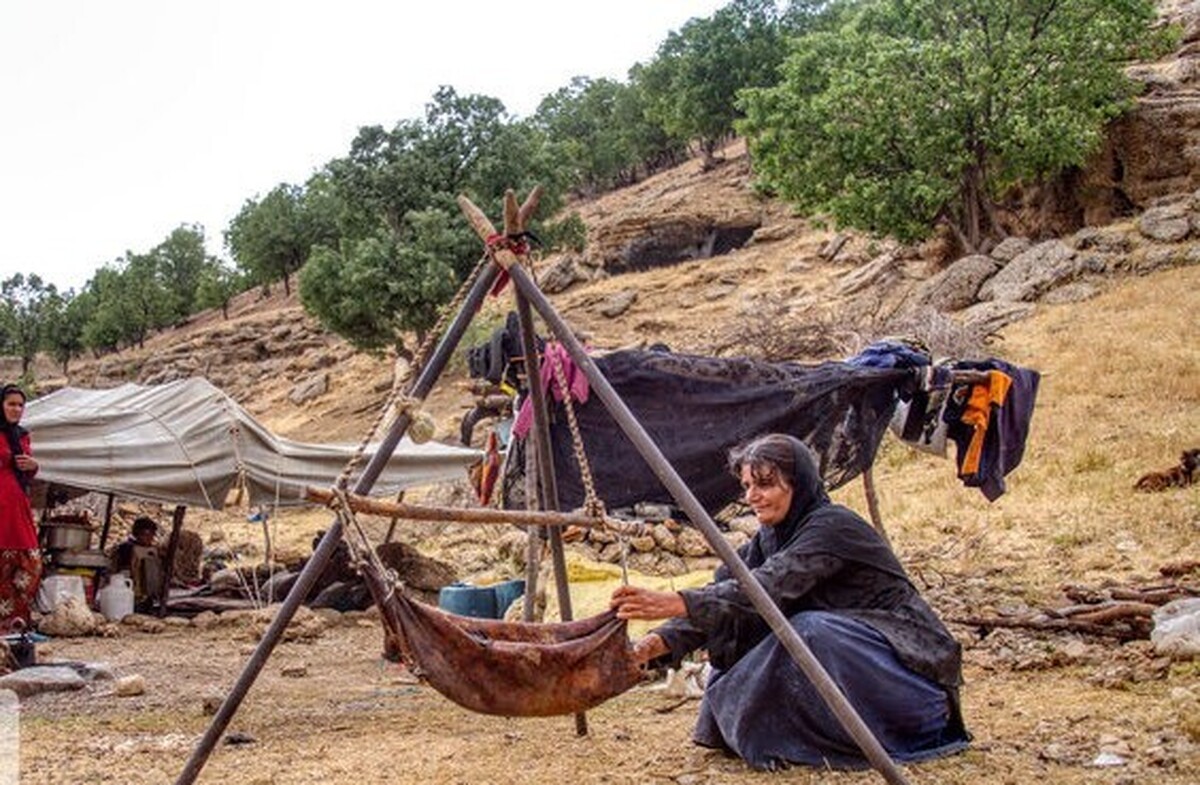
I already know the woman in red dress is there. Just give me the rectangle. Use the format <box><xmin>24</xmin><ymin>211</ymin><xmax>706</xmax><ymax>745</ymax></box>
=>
<box><xmin>0</xmin><ymin>385</ymin><xmax>40</xmax><ymax>632</ymax></box>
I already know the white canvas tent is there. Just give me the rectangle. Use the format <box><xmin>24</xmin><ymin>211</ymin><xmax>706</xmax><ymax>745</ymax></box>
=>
<box><xmin>23</xmin><ymin>377</ymin><xmax>480</xmax><ymax>510</ymax></box>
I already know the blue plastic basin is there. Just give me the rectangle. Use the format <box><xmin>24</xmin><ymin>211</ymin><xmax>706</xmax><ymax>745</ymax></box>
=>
<box><xmin>438</xmin><ymin>583</ymin><xmax>497</xmax><ymax>619</ymax></box>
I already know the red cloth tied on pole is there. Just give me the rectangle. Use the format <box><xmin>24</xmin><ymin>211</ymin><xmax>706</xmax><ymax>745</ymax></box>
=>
<box><xmin>486</xmin><ymin>233</ymin><xmax>532</xmax><ymax>297</ymax></box>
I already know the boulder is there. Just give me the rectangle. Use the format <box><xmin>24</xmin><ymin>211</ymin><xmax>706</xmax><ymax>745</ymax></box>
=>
<box><xmin>911</xmin><ymin>254</ymin><xmax>1000</xmax><ymax>312</ymax></box>
<box><xmin>836</xmin><ymin>252</ymin><xmax>900</xmax><ymax>296</ymax></box>
<box><xmin>958</xmin><ymin>301</ymin><xmax>1037</xmax><ymax>336</ymax></box>
<box><xmin>1137</xmin><ymin>203</ymin><xmax>1192</xmax><ymax>242</ymax></box>
<box><xmin>1040</xmin><ymin>282</ymin><xmax>1101</xmax><ymax>305</ymax></box>
<box><xmin>288</xmin><ymin>372</ymin><xmax>329</xmax><ymax>405</ymax></box>
<box><xmin>977</xmin><ymin>240</ymin><xmax>1084</xmax><ymax>302</ymax></box>
<box><xmin>539</xmin><ymin>255</ymin><xmax>592</xmax><ymax>294</ymax></box>
<box><xmin>989</xmin><ymin>236</ymin><xmax>1032</xmax><ymax>263</ymax></box>
<box><xmin>598</xmin><ymin>290</ymin><xmax>638</xmax><ymax>318</ymax></box>
<box><xmin>1071</xmin><ymin>226</ymin><xmax>1136</xmax><ymax>255</ymax></box>
<box><xmin>0</xmin><ymin>665</ymin><xmax>86</xmax><ymax>698</ymax></box>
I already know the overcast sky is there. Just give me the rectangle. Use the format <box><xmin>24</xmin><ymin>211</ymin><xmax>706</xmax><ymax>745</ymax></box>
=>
<box><xmin>0</xmin><ymin>0</ymin><xmax>725</xmax><ymax>293</ymax></box>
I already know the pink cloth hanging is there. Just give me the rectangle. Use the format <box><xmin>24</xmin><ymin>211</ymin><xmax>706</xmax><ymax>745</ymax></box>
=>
<box><xmin>512</xmin><ymin>342</ymin><xmax>590</xmax><ymax>438</ymax></box>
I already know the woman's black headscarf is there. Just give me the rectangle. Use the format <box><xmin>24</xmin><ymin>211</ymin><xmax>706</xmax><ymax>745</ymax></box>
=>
<box><xmin>1</xmin><ymin>384</ymin><xmax>30</xmax><ymax>494</ymax></box>
<box><xmin>727</xmin><ymin>434</ymin><xmax>831</xmax><ymax>570</ymax></box>
<box><xmin>725</xmin><ymin>432</ymin><xmax>907</xmax><ymax>583</ymax></box>
<box><xmin>753</xmin><ymin>435</ymin><xmax>828</xmax><ymax>558</ymax></box>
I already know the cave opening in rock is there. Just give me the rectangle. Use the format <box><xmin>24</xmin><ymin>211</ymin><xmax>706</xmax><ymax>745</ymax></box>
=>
<box><xmin>618</xmin><ymin>221</ymin><xmax>759</xmax><ymax>273</ymax></box>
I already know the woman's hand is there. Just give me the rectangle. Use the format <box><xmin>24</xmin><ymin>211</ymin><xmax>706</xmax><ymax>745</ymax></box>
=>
<box><xmin>610</xmin><ymin>585</ymin><xmax>687</xmax><ymax>621</ymax></box>
<box><xmin>14</xmin><ymin>455</ymin><xmax>36</xmax><ymax>473</ymax></box>
<box><xmin>629</xmin><ymin>633</ymin><xmax>670</xmax><ymax>665</ymax></box>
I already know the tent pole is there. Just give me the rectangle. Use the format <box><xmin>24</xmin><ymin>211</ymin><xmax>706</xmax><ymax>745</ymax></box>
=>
<box><xmin>99</xmin><ymin>492</ymin><xmax>115</xmax><ymax>550</ymax></box>
<box><xmin>507</xmin><ymin>262</ymin><xmax>912</xmax><ymax>785</ymax></box>
<box><xmin>173</xmin><ymin>262</ymin><xmax>501</xmax><ymax>785</ymax></box>
<box><xmin>514</xmin><ymin>292</ymin><xmax>587</xmax><ymax>737</ymax></box>
<box><xmin>157</xmin><ymin>505</ymin><xmax>186</xmax><ymax>618</ymax></box>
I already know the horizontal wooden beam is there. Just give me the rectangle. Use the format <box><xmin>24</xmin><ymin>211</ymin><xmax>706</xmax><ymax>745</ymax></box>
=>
<box><xmin>305</xmin><ymin>486</ymin><xmax>645</xmax><ymax>533</ymax></box>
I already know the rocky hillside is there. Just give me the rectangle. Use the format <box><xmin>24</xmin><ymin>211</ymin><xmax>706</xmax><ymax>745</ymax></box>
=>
<box><xmin>21</xmin><ymin>1</ymin><xmax>1200</xmax><ymax>447</ymax></box>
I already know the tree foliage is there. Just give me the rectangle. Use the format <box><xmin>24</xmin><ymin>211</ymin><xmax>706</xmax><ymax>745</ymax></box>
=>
<box><xmin>152</xmin><ymin>224</ymin><xmax>213</xmax><ymax>322</ymax></box>
<box><xmin>42</xmin><ymin>288</ymin><xmax>90</xmax><ymax>375</ymax></box>
<box><xmin>194</xmin><ymin>260</ymin><xmax>242</xmax><ymax>320</ymax></box>
<box><xmin>299</xmin><ymin>208</ymin><xmax>473</xmax><ymax>353</ymax></box>
<box><xmin>303</xmin><ymin>87</ymin><xmax>567</xmax><ymax>351</ymax></box>
<box><xmin>534</xmin><ymin>76</ymin><xmax>684</xmax><ymax>193</ymax></box>
<box><xmin>0</xmin><ymin>274</ymin><xmax>58</xmax><ymax>377</ymax></box>
<box><xmin>637</xmin><ymin>0</ymin><xmax>790</xmax><ymax>164</ymax></box>
<box><xmin>739</xmin><ymin>0</ymin><xmax>1164</xmax><ymax>250</ymax></box>
<box><xmin>225</xmin><ymin>183</ymin><xmax>336</xmax><ymax>296</ymax></box>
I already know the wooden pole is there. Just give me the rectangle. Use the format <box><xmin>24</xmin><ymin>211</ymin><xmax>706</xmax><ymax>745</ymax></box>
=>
<box><xmin>98</xmin><ymin>492</ymin><xmax>115</xmax><ymax>550</ymax></box>
<box><xmin>174</xmin><ymin>262</ymin><xmax>502</xmax><ymax>785</ymax></box>
<box><xmin>157</xmin><ymin>505</ymin><xmax>186</xmax><ymax>618</ymax></box>
<box><xmin>522</xmin><ymin>435</ymin><xmax>542</xmax><ymax>624</ymax></box>
<box><xmin>506</xmin><ymin>261</ymin><xmax>912</xmax><ymax>785</ymax></box>
<box><xmin>383</xmin><ymin>491</ymin><xmax>405</xmax><ymax>545</ymax></box>
<box><xmin>458</xmin><ymin>189</ymin><xmax>588</xmax><ymax>735</ymax></box>
<box><xmin>304</xmin><ymin>486</ymin><xmax>638</xmax><ymax>531</ymax></box>
<box><xmin>461</xmin><ymin>188</ymin><xmax>589</xmax><ymax>734</ymax></box>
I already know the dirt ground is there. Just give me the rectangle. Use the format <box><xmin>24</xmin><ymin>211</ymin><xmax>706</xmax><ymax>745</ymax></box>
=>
<box><xmin>8</xmin><ymin>137</ymin><xmax>1200</xmax><ymax>784</ymax></box>
<box><xmin>11</xmin><ymin>602</ymin><xmax>1199</xmax><ymax>785</ymax></box>
<box><xmin>10</xmin><ymin>265</ymin><xmax>1200</xmax><ymax>785</ymax></box>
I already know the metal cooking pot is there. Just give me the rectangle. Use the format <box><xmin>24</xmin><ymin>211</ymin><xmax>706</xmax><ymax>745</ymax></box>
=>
<box><xmin>40</xmin><ymin>521</ymin><xmax>93</xmax><ymax>551</ymax></box>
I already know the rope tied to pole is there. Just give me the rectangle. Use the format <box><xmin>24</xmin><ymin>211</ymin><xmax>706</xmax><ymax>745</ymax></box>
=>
<box><xmin>484</xmin><ymin>231</ymin><xmax>540</xmax><ymax>296</ymax></box>
<box><xmin>549</xmin><ymin>346</ymin><xmax>634</xmax><ymax>585</ymax></box>
<box><xmin>325</xmin><ymin>485</ymin><xmax>401</xmax><ymax>606</ymax></box>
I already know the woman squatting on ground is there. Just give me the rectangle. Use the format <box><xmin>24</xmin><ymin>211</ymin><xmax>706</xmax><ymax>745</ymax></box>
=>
<box><xmin>611</xmin><ymin>433</ymin><xmax>969</xmax><ymax>770</ymax></box>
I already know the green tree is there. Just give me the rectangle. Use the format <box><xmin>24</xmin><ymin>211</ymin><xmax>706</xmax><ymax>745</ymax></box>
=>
<box><xmin>638</xmin><ymin>0</ymin><xmax>789</xmax><ymax>167</ymax></box>
<box><xmin>194</xmin><ymin>259</ymin><xmax>243</xmax><ymax>319</ymax></box>
<box><xmin>225</xmin><ymin>182</ymin><xmax>334</xmax><ymax>297</ymax></box>
<box><xmin>122</xmin><ymin>251</ymin><xmax>173</xmax><ymax>347</ymax></box>
<box><xmin>0</xmin><ymin>274</ymin><xmax>57</xmax><ymax>378</ymax></box>
<box><xmin>739</xmin><ymin>0</ymin><xmax>1164</xmax><ymax>251</ymax></box>
<box><xmin>152</xmin><ymin>224</ymin><xmax>212</xmax><ymax>321</ymax></box>
<box><xmin>80</xmin><ymin>266</ymin><xmax>127</xmax><ymax>354</ymax></box>
<box><xmin>299</xmin><ymin>207</ymin><xmax>467</xmax><ymax>354</ymax></box>
<box><xmin>78</xmin><ymin>253</ymin><xmax>172</xmax><ymax>352</ymax></box>
<box><xmin>308</xmin><ymin>87</ymin><xmax>568</xmax><ymax>351</ymax></box>
<box><xmin>42</xmin><ymin>288</ymin><xmax>90</xmax><ymax>375</ymax></box>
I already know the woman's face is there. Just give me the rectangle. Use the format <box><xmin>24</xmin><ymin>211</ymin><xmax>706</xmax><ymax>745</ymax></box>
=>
<box><xmin>3</xmin><ymin>393</ymin><xmax>24</xmax><ymax>425</ymax></box>
<box><xmin>740</xmin><ymin>463</ymin><xmax>794</xmax><ymax>527</ymax></box>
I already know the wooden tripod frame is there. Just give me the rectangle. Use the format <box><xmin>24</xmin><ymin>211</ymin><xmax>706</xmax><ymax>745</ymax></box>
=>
<box><xmin>174</xmin><ymin>188</ymin><xmax>912</xmax><ymax>785</ymax></box>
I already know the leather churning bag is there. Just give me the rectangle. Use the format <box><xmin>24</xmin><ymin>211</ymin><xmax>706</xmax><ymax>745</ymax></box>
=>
<box><xmin>368</xmin><ymin>563</ymin><xmax>645</xmax><ymax>717</ymax></box>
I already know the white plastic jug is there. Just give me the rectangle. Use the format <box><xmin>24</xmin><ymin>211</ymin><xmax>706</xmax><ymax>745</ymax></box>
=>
<box><xmin>98</xmin><ymin>573</ymin><xmax>135</xmax><ymax>621</ymax></box>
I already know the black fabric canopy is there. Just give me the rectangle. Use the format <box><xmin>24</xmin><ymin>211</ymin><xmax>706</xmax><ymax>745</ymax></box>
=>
<box><xmin>510</xmin><ymin>349</ymin><xmax>912</xmax><ymax>515</ymax></box>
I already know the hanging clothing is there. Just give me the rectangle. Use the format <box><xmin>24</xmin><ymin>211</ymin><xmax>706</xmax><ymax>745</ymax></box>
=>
<box><xmin>889</xmin><ymin>365</ymin><xmax>954</xmax><ymax>456</ymax></box>
<box><xmin>512</xmin><ymin>341</ymin><xmax>590</xmax><ymax>439</ymax></box>
<box><xmin>944</xmin><ymin>359</ymin><xmax>1041</xmax><ymax>501</ymax></box>
<box><xmin>0</xmin><ymin>423</ymin><xmax>39</xmax><ymax>631</ymax></box>
<box><xmin>650</xmin><ymin>436</ymin><xmax>968</xmax><ymax>770</ymax></box>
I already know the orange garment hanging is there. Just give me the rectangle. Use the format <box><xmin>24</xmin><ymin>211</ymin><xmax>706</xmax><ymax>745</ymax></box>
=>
<box><xmin>958</xmin><ymin>370</ymin><xmax>1012</xmax><ymax>478</ymax></box>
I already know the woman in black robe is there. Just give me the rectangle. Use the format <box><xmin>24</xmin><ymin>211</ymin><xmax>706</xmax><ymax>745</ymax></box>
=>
<box><xmin>611</xmin><ymin>433</ymin><xmax>969</xmax><ymax>770</ymax></box>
